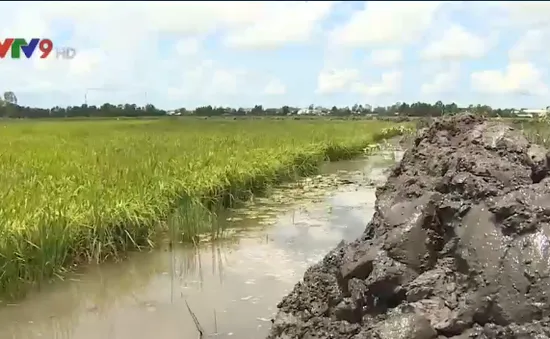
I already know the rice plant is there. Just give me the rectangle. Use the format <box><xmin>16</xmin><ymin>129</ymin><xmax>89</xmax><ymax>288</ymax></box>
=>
<box><xmin>0</xmin><ymin>118</ymin><xmax>405</xmax><ymax>299</ymax></box>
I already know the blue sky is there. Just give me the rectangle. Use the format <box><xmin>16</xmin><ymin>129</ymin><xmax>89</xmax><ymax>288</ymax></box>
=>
<box><xmin>0</xmin><ymin>1</ymin><xmax>549</xmax><ymax>109</ymax></box>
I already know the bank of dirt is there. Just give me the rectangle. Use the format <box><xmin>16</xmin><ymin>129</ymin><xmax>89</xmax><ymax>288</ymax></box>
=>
<box><xmin>267</xmin><ymin>113</ymin><xmax>550</xmax><ymax>339</ymax></box>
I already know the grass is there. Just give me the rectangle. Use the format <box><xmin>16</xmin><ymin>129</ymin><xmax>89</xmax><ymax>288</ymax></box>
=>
<box><xmin>0</xmin><ymin>118</ymin><xmax>408</xmax><ymax>299</ymax></box>
<box><xmin>514</xmin><ymin>118</ymin><xmax>550</xmax><ymax>147</ymax></box>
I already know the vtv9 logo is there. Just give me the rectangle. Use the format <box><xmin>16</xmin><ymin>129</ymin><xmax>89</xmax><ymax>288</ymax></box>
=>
<box><xmin>0</xmin><ymin>38</ymin><xmax>76</xmax><ymax>60</ymax></box>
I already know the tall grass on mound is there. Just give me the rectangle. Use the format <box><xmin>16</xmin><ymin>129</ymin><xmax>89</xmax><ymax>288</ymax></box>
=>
<box><xmin>0</xmin><ymin>118</ymin><xmax>406</xmax><ymax>299</ymax></box>
<box><xmin>517</xmin><ymin>114</ymin><xmax>550</xmax><ymax>147</ymax></box>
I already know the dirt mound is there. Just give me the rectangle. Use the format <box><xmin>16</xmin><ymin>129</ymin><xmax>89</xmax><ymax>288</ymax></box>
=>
<box><xmin>267</xmin><ymin>114</ymin><xmax>550</xmax><ymax>339</ymax></box>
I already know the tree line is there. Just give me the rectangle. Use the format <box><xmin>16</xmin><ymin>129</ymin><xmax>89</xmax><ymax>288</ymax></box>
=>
<box><xmin>0</xmin><ymin>92</ymin><xmax>531</xmax><ymax>119</ymax></box>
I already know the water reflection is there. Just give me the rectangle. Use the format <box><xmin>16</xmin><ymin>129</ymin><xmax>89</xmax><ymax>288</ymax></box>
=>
<box><xmin>0</xmin><ymin>150</ymin><xmax>402</xmax><ymax>339</ymax></box>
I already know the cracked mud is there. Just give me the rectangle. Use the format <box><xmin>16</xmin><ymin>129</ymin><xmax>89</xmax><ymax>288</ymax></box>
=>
<box><xmin>267</xmin><ymin>114</ymin><xmax>550</xmax><ymax>339</ymax></box>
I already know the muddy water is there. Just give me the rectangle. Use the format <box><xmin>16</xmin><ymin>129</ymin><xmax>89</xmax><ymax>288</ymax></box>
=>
<box><xmin>0</xmin><ymin>150</ymin><xmax>403</xmax><ymax>339</ymax></box>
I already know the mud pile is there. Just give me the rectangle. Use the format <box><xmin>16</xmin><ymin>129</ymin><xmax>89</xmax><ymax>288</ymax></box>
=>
<box><xmin>267</xmin><ymin>114</ymin><xmax>550</xmax><ymax>339</ymax></box>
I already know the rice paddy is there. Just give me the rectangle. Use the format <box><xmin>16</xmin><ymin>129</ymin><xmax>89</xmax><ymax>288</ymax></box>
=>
<box><xmin>0</xmin><ymin>118</ymin><xmax>407</xmax><ymax>299</ymax></box>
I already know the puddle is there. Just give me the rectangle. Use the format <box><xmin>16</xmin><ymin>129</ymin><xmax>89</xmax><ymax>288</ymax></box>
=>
<box><xmin>0</xmin><ymin>149</ymin><xmax>403</xmax><ymax>339</ymax></box>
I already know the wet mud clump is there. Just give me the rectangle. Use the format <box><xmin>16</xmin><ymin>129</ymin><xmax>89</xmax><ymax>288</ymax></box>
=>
<box><xmin>267</xmin><ymin>114</ymin><xmax>550</xmax><ymax>339</ymax></box>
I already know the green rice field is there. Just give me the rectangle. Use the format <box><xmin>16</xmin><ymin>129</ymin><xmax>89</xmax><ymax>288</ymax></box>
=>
<box><xmin>0</xmin><ymin>118</ymin><xmax>407</xmax><ymax>299</ymax></box>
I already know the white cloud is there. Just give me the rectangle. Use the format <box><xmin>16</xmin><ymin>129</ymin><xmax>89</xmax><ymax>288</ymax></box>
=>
<box><xmin>224</xmin><ymin>2</ymin><xmax>337</xmax><ymax>49</ymax></box>
<box><xmin>352</xmin><ymin>71</ymin><xmax>402</xmax><ymax>97</ymax></box>
<box><xmin>316</xmin><ymin>66</ymin><xmax>402</xmax><ymax>98</ymax></box>
<box><xmin>0</xmin><ymin>2</ymin><xmax>319</xmax><ymax>105</ymax></box>
<box><xmin>175</xmin><ymin>37</ymin><xmax>201</xmax><ymax>56</ymax></box>
<box><xmin>471</xmin><ymin>62</ymin><xmax>548</xmax><ymax>96</ymax></box>
<box><xmin>211</xmin><ymin>69</ymin><xmax>241</xmax><ymax>95</ymax></box>
<box><xmin>422</xmin><ymin>24</ymin><xmax>490</xmax><ymax>60</ymax></box>
<box><xmin>0</xmin><ymin>1</ymin><xmax>549</xmax><ymax>109</ymax></box>
<box><xmin>509</xmin><ymin>29</ymin><xmax>546</xmax><ymax>61</ymax></box>
<box><xmin>316</xmin><ymin>69</ymin><xmax>359</xmax><ymax>94</ymax></box>
<box><xmin>31</xmin><ymin>2</ymin><xmax>327</xmax><ymax>38</ymax></box>
<box><xmin>330</xmin><ymin>2</ymin><xmax>446</xmax><ymax>47</ymax></box>
<box><xmin>497</xmin><ymin>2</ymin><xmax>550</xmax><ymax>28</ymax></box>
<box><xmin>368</xmin><ymin>49</ymin><xmax>403</xmax><ymax>67</ymax></box>
<box><xmin>421</xmin><ymin>65</ymin><xmax>460</xmax><ymax>94</ymax></box>
<box><xmin>264</xmin><ymin>79</ymin><xmax>286</xmax><ymax>95</ymax></box>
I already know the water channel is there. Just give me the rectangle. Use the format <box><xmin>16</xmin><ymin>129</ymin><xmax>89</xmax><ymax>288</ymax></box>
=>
<box><xmin>0</xmin><ymin>148</ymin><xmax>404</xmax><ymax>339</ymax></box>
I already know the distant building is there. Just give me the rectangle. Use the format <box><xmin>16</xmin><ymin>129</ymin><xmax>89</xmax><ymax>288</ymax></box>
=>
<box><xmin>514</xmin><ymin>107</ymin><xmax>549</xmax><ymax>118</ymax></box>
<box><xmin>297</xmin><ymin>106</ymin><xmax>329</xmax><ymax>116</ymax></box>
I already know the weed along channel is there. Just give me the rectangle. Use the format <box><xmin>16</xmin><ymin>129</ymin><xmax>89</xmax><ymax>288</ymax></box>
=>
<box><xmin>0</xmin><ymin>138</ymin><xmax>405</xmax><ymax>339</ymax></box>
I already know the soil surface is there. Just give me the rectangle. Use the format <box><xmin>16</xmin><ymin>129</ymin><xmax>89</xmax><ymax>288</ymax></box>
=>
<box><xmin>266</xmin><ymin>114</ymin><xmax>550</xmax><ymax>339</ymax></box>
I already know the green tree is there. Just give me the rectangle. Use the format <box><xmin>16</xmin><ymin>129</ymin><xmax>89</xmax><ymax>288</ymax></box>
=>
<box><xmin>3</xmin><ymin>91</ymin><xmax>17</xmax><ymax>105</ymax></box>
<box><xmin>281</xmin><ymin>105</ymin><xmax>290</xmax><ymax>115</ymax></box>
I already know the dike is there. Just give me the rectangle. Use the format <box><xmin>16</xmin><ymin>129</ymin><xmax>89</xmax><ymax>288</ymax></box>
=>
<box><xmin>267</xmin><ymin>113</ymin><xmax>550</xmax><ymax>339</ymax></box>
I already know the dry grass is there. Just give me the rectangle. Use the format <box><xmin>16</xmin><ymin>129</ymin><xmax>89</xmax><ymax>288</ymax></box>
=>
<box><xmin>516</xmin><ymin>118</ymin><xmax>550</xmax><ymax>147</ymax></box>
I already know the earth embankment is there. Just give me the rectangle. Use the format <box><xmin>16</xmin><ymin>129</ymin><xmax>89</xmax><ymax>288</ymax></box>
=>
<box><xmin>267</xmin><ymin>113</ymin><xmax>550</xmax><ymax>339</ymax></box>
